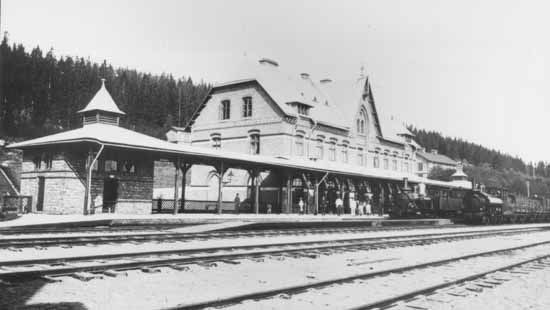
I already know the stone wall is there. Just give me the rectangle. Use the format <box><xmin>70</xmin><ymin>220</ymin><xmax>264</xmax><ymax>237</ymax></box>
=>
<box><xmin>20</xmin><ymin>149</ymin><xmax>155</xmax><ymax>215</ymax></box>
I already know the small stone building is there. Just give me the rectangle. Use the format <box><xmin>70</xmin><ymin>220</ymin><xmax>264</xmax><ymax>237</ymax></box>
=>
<box><xmin>10</xmin><ymin>80</ymin><xmax>156</xmax><ymax>214</ymax></box>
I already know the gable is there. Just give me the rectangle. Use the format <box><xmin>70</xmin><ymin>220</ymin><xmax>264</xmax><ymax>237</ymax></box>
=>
<box><xmin>190</xmin><ymin>82</ymin><xmax>285</xmax><ymax>131</ymax></box>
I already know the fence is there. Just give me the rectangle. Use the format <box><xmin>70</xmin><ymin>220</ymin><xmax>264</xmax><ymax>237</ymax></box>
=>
<box><xmin>1</xmin><ymin>196</ymin><xmax>33</xmax><ymax>214</ymax></box>
<box><xmin>151</xmin><ymin>199</ymin><xmax>248</xmax><ymax>214</ymax></box>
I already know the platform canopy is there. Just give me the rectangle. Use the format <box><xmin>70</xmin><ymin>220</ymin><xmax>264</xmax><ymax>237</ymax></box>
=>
<box><xmin>8</xmin><ymin>121</ymin><xmax>463</xmax><ymax>189</ymax></box>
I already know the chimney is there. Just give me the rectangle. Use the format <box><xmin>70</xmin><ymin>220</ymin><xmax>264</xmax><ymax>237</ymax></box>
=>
<box><xmin>258</xmin><ymin>58</ymin><xmax>279</xmax><ymax>67</ymax></box>
<box><xmin>320</xmin><ymin>78</ymin><xmax>332</xmax><ymax>84</ymax></box>
<box><xmin>300</xmin><ymin>73</ymin><xmax>310</xmax><ymax>80</ymax></box>
<box><xmin>431</xmin><ymin>149</ymin><xmax>438</xmax><ymax>155</ymax></box>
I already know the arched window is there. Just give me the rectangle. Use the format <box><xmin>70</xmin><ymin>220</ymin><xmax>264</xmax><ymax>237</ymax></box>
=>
<box><xmin>249</xmin><ymin>130</ymin><xmax>260</xmax><ymax>154</ymax></box>
<box><xmin>295</xmin><ymin>134</ymin><xmax>305</xmax><ymax>156</ymax></box>
<box><xmin>341</xmin><ymin>141</ymin><xmax>349</xmax><ymax>163</ymax></box>
<box><xmin>316</xmin><ymin>136</ymin><xmax>324</xmax><ymax>160</ymax></box>
<box><xmin>392</xmin><ymin>151</ymin><xmax>399</xmax><ymax>171</ymax></box>
<box><xmin>329</xmin><ymin>139</ymin><xmax>337</xmax><ymax>161</ymax></box>
<box><xmin>383</xmin><ymin>149</ymin><xmax>390</xmax><ymax>170</ymax></box>
<box><xmin>211</xmin><ymin>133</ymin><xmax>221</xmax><ymax>149</ymax></box>
<box><xmin>357</xmin><ymin>147</ymin><xmax>364</xmax><ymax>166</ymax></box>
<box><xmin>357</xmin><ymin>109</ymin><xmax>367</xmax><ymax>134</ymax></box>
<box><xmin>373</xmin><ymin>148</ymin><xmax>381</xmax><ymax>168</ymax></box>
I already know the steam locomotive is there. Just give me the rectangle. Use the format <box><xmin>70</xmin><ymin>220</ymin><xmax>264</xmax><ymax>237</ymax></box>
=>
<box><xmin>388</xmin><ymin>185</ymin><xmax>550</xmax><ymax>224</ymax></box>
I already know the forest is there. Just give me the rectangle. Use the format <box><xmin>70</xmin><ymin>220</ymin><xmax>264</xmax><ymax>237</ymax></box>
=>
<box><xmin>1</xmin><ymin>35</ymin><xmax>549</xmax><ymax>196</ymax></box>
<box><xmin>0</xmin><ymin>36</ymin><xmax>210</xmax><ymax>139</ymax></box>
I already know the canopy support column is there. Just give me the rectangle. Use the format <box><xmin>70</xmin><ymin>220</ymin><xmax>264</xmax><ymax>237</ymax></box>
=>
<box><xmin>180</xmin><ymin>163</ymin><xmax>192</xmax><ymax>213</ymax></box>
<box><xmin>217</xmin><ymin>161</ymin><xmax>224</xmax><ymax>215</ymax></box>
<box><xmin>286</xmin><ymin>173</ymin><xmax>292</xmax><ymax>214</ymax></box>
<box><xmin>173</xmin><ymin>158</ymin><xmax>180</xmax><ymax>215</ymax></box>
<box><xmin>84</xmin><ymin>144</ymin><xmax>104</xmax><ymax>215</ymax></box>
<box><xmin>254</xmin><ymin>173</ymin><xmax>260</xmax><ymax>214</ymax></box>
<box><xmin>249</xmin><ymin>168</ymin><xmax>260</xmax><ymax>214</ymax></box>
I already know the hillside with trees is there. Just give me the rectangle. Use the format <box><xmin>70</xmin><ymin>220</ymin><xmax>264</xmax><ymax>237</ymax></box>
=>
<box><xmin>0</xmin><ymin>35</ymin><xmax>210</xmax><ymax>139</ymax></box>
<box><xmin>0</xmin><ymin>35</ymin><xmax>548</xmax><ymax>197</ymax></box>
<box><xmin>411</xmin><ymin>128</ymin><xmax>550</xmax><ymax>197</ymax></box>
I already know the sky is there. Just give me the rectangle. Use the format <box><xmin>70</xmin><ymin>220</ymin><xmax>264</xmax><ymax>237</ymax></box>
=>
<box><xmin>2</xmin><ymin>0</ymin><xmax>549</xmax><ymax>162</ymax></box>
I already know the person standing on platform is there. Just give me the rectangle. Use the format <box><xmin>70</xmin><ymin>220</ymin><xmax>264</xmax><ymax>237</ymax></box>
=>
<box><xmin>357</xmin><ymin>199</ymin><xmax>364</xmax><ymax>216</ymax></box>
<box><xmin>335</xmin><ymin>195</ymin><xmax>343</xmax><ymax>216</ymax></box>
<box><xmin>234</xmin><ymin>193</ymin><xmax>241</xmax><ymax>213</ymax></box>
<box><xmin>349</xmin><ymin>195</ymin><xmax>356</xmax><ymax>216</ymax></box>
<box><xmin>366</xmin><ymin>198</ymin><xmax>372</xmax><ymax>216</ymax></box>
<box><xmin>298</xmin><ymin>198</ymin><xmax>305</xmax><ymax>215</ymax></box>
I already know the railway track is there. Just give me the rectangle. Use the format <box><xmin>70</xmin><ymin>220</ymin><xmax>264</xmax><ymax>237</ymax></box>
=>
<box><xmin>0</xmin><ymin>226</ymin><xmax>544</xmax><ymax>282</ymax></box>
<box><xmin>0</xmin><ymin>224</ymin><xmax>465</xmax><ymax>248</ymax></box>
<box><xmin>164</xmin><ymin>236</ymin><xmax>550</xmax><ymax>310</ymax></box>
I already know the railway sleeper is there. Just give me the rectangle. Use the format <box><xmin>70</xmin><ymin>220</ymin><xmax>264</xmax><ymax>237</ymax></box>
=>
<box><xmin>70</xmin><ymin>272</ymin><xmax>104</xmax><ymax>281</ymax></box>
<box><xmin>141</xmin><ymin>266</ymin><xmax>162</xmax><ymax>273</ymax></box>
<box><xmin>40</xmin><ymin>275</ymin><xmax>63</xmax><ymax>283</ymax></box>
<box><xmin>169</xmin><ymin>264</ymin><xmax>190</xmax><ymax>271</ymax></box>
<box><xmin>102</xmin><ymin>269</ymin><xmax>128</xmax><ymax>277</ymax></box>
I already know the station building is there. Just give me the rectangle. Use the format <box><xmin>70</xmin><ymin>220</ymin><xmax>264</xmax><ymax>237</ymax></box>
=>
<box><xmin>167</xmin><ymin>59</ymin><xmax>423</xmax><ymax>212</ymax></box>
<box><xmin>8</xmin><ymin>67</ymin><xmax>468</xmax><ymax>215</ymax></box>
<box><xmin>416</xmin><ymin>149</ymin><xmax>458</xmax><ymax>178</ymax></box>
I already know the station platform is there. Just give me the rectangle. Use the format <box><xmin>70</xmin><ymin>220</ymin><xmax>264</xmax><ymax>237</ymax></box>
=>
<box><xmin>0</xmin><ymin>213</ymin><xmax>453</xmax><ymax>232</ymax></box>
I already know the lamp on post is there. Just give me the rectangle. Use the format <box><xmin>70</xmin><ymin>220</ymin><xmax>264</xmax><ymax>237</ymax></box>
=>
<box><xmin>223</xmin><ymin>170</ymin><xmax>234</xmax><ymax>185</ymax></box>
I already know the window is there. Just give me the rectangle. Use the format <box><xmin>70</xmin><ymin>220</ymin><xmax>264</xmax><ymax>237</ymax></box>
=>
<box><xmin>33</xmin><ymin>156</ymin><xmax>41</xmax><ymax>170</ymax></box>
<box><xmin>316</xmin><ymin>139</ymin><xmax>324</xmax><ymax>160</ymax></box>
<box><xmin>392</xmin><ymin>159</ymin><xmax>398</xmax><ymax>171</ymax></box>
<box><xmin>43</xmin><ymin>154</ymin><xmax>53</xmax><ymax>170</ymax></box>
<box><xmin>104</xmin><ymin>160</ymin><xmax>118</xmax><ymax>172</ymax></box>
<box><xmin>297</xmin><ymin>104</ymin><xmax>309</xmax><ymax>115</ymax></box>
<box><xmin>329</xmin><ymin>141</ymin><xmax>336</xmax><ymax>161</ymax></box>
<box><xmin>212</xmin><ymin>135</ymin><xmax>221</xmax><ymax>149</ymax></box>
<box><xmin>242</xmin><ymin>97</ymin><xmax>252</xmax><ymax>118</ymax></box>
<box><xmin>250</xmin><ymin>134</ymin><xmax>260</xmax><ymax>154</ymax></box>
<box><xmin>357</xmin><ymin>148</ymin><xmax>364</xmax><ymax>166</ymax></box>
<box><xmin>295</xmin><ymin>135</ymin><xmax>304</xmax><ymax>156</ymax></box>
<box><xmin>357</xmin><ymin>109</ymin><xmax>367</xmax><ymax>134</ymax></box>
<box><xmin>383</xmin><ymin>158</ymin><xmax>389</xmax><ymax>170</ymax></box>
<box><xmin>404</xmin><ymin>162</ymin><xmax>410</xmax><ymax>173</ymax></box>
<box><xmin>121</xmin><ymin>160</ymin><xmax>136</xmax><ymax>173</ymax></box>
<box><xmin>341</xmin><ymin>144</ymin><xmax>348</xmax><ymax>163</ymax></box>
<box><xmin>418</xmin><ymin>162</ymin><xmax>424</xmax><ymax>172</ymax></box>
<box><xmin>374</xmin><ymin>149</ymin><xmax>380</xmax><ymax>168</ymax></box>
<box><xmin>220</xmin><ymin>100</ymin><xmax>231</xmax><ymax>120</ymax></box>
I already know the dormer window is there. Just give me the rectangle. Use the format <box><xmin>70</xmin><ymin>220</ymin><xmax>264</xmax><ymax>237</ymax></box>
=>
<box><xmin>296</xmin><ymin>103</ymin><xmax>309</xmax><ymax>116</ymax></box>
<box><xmin>242</xmin><ymin>97</ymin><xmax>252</xmax><ymax>118</ymax></box>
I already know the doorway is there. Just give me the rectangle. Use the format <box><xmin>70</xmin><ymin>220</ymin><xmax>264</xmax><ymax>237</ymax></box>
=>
<box><xmin>36</xmin><ymin>177</ymin><xmax>45</xmax><ymax>212</ymax></box>
<box><xmin>103</xmin><ymin>178</ymin><xmax>119</xmax><ymax>213</ymax></box>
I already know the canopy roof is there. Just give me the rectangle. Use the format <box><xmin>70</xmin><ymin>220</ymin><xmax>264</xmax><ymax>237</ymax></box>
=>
<box><xmin>78</xmin><ymin>79</ymin><xmax>125</xmax><ymax>115</ymax></box>
<box><xmin>417</xmin><ymin>151</ymin><xmax>457</xmax><ymax>166</ymax></box>
<box><xmin>8</xmin><ymin>123</ymin><xmax>465</xmax><ymax>189</ymax></box>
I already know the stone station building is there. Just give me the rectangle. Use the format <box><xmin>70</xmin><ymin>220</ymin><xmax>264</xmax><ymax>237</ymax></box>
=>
<box><xmin>8</xmin><ymin>77</ymin><xmax>466</xmax><ymax>215</ymax></box>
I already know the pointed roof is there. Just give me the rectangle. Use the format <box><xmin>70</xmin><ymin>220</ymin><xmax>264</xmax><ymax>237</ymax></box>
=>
<box><xmin>78</xmin><ymin>79</ymin><xmax>125</xmax><ymax>115</ymax></box>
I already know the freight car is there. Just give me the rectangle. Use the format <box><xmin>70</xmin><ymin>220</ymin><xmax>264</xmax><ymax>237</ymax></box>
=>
<box><xmin>389</xmin><ymin>183</ymin><xmax>550</xmax><ymax>224</ymax></box>
<box><xmin>485</xmin><ymin>187</ymin><xmax>550</xmax><ymax>223</ymax></box>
